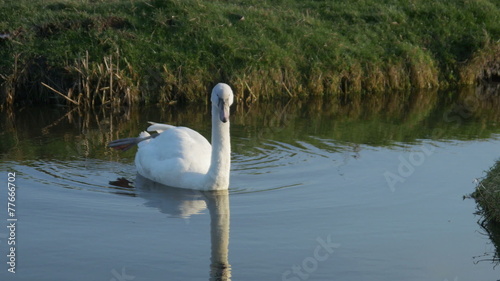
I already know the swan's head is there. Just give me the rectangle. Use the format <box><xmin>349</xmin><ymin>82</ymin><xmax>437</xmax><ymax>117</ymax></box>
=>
<box><xmin>211</xmin><ymin>83</ymin><xmax>234</xmax><ymax>123</ymax></box>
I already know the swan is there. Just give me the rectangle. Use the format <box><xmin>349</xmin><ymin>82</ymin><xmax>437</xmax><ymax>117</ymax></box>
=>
<box><xmin>108</xmin><ymin>83</ymin><xmax>234</xmax><ymax>190</ymax></box>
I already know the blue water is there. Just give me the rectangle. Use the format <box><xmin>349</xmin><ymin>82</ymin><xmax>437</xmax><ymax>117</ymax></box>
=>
<box><xmin>1</xmin><ymin>90</ymin><xmax>500</xmax><ymax>281</ymax></box>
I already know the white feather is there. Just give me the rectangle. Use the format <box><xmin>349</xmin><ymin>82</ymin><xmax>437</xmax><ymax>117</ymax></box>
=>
<box><xmin>147</xmin><ymin>121</ymin><xmax>175</xmax><ymax>133</ymax></box>
<box><xmin>134</xmin><ymin>83</ymin><xmax>234</xmax><ymax>190</ymax></box>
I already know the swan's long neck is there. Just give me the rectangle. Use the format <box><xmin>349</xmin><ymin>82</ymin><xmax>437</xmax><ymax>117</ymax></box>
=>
<box><xmin>205</xmin><ymin>105</ymin><xmax>231</xmax><ymax>190</ymax></box>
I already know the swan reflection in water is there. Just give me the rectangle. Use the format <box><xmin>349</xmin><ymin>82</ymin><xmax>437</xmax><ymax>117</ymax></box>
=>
<box><xmin>133</xmin><ymin>175</ymin><xmax>231</xmax><ymax>281</ymax></box>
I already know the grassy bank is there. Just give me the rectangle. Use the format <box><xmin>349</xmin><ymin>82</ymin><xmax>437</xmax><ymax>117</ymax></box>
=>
<box><xmin>472</xmin><ymin>160</ymin><xmax>500</xmax><ymax>224</ymax></box>
<box><xmin>0</xmin><ymin>0</ymin><xmax>499</xmax><ymax>105</ymax></box>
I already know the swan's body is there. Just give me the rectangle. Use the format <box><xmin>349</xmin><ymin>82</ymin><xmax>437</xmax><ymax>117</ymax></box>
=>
<box><xmin>108</xmin><ymin>83</ymin><xmax>234</xmax><ymax>190</ymax></box>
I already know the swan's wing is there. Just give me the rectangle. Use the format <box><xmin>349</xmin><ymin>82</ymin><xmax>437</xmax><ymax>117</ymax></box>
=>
<box><xmin>147</xmin><ymin>122</ymin><xmax>175</xmax><ymax>133</ymax></box>
<box><xmin>135</xmin><ymin>126</ymin><xmax>212</xmax><ymax>189</ymax></box>
<box><xmin>135</xmin><ymin>122</ymin><xmax>173</xmax><ymax>148</ymax></box>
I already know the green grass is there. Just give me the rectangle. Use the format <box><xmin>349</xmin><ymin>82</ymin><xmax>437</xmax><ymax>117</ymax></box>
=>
<box><xmin>0</xmin><ymin>0</ymin><xmax>499</xmax><ymax>105</ymax></box>
<box><xmin>472</xmin><ymin>160</ymin><xmax>500</xmax><ymax>224</ymax></box>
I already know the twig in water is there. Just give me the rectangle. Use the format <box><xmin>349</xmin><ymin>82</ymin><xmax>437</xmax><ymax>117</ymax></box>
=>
<box><xmin>41</xmin><ymin>82</ymin><xmax>79</xmax><ymax>105</ymax></box>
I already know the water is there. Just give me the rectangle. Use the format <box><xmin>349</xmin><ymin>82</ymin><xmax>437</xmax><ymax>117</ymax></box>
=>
<box><xmin>1</xmin><ymin>87</ymin><xmax>500</xmax><ymax>281</ymax></box>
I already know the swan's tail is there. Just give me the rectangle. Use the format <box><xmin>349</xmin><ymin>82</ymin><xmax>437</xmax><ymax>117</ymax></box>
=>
<box><xmin>107</xmin><ymin>133</ymin><xmax>159</xmax><ymax>152</ymax></box>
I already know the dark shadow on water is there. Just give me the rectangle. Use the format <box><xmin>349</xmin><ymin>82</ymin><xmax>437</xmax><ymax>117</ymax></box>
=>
<box><xmin>2</xmin><ymin>86</ymin><xmax>500</xmax><ymax>164</ymax></box>
<box><xmin>473</xmin><ymin>218</ymin><xmax>500</xmax><ymax>268</ymax></box>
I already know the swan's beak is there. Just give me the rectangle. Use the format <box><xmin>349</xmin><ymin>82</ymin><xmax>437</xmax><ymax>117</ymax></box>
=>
<box><xmin>218</xmin><ymin>98</ymin><xmax>229</xmax><ymax>123</ymax></box>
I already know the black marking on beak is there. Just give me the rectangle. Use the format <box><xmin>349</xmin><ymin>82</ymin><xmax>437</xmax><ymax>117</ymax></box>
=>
<box><xmin>219</xmin><ymin>98</ymin><xmax>229</xmax><ymax>123</ymax></box>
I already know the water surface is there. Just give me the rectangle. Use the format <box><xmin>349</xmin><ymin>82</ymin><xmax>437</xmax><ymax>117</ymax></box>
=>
<box><xmin>1</xmin><ymin>87</ymin><xmax>500</xmax><ymax>280</ymax></box>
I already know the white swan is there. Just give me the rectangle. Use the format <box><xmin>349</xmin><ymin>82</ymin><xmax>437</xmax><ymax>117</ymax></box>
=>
<box><xmin>108</xmin><ymin>83</ymin><xmax>234</xmax><ymax>190</ymax></box>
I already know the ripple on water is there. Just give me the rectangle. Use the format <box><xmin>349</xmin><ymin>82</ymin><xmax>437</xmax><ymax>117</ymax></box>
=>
<box><xmin>9</xmin><ymin>159</ymin><xmax>137</xmax><ymax>196</ymax></box>
<box><xmin>230</xmin><ymin>138</ymin><xmax>362</xmax><ymax>194</ymax></box>
<box><xmin>4</xmin><ymin>137</ymin><xmax>361</xmax><ymax>196</ymax></box>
